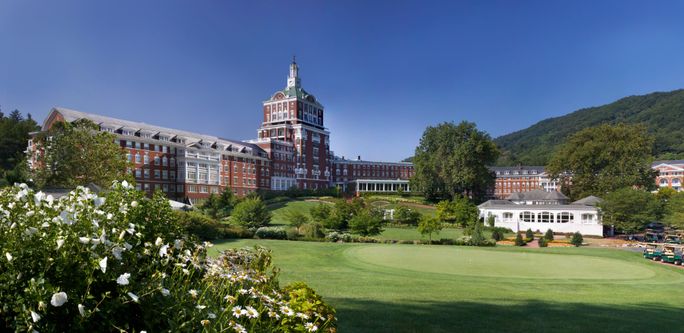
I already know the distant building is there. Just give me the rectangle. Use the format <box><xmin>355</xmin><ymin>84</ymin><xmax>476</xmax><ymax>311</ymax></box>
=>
<box><xmin>478</xmin><ymin>192</ymin><xmax>603</xmax><ymax>237</ymax></box>
<box><xmin>652</xmin><ymin>160</ymin><xmax>683</xmax><ymax>192</ymax></box>
<box><xmin>28</xmin><ymin>59</ymin><xmax>414</xmax><ymax>203</ymax></box>
<box><xmin>490</xmin><ymin>166</ymin><xmax>561</xmax><ymax>199</ymax></box>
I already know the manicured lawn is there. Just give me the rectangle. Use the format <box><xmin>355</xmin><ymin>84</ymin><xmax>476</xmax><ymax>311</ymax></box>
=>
<box><xmin>377</xmin><ymin>226</ymin><xmax>465</xmax><ymax>241</ymax></box>
<box><xmin>211</xmin><ymin>240</ymin><xmax>684</xmax><ymax>333</ymax></box>
<box><xmin>267</xmin><ymin>199</ymin><xmax>330</xmax><ymax>226</ymax></box>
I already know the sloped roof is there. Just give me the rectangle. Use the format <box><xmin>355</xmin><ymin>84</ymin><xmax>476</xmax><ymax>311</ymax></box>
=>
<box><xmin>572</xmin><ymin>195</ymin><xmax>603</xmax><ymax>206</ymax></box>
<box><xmin>478</xmin><ymin>200</ymin><xmax>515</xmax><ymax>208</ymax></box>
<box><xmin>506</xmin><ymin>189</ymin><xmax>569</xmax><ymax>201</ymax></box>
<box><xmin>47</xmin><ymin>107</ymin><xmax>266</xmax><ymax>157</ymax></box>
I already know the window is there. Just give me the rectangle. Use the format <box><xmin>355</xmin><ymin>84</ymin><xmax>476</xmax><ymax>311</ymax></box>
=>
<box><xmin>135</xmin><ymin>154</ymin><xmax>141</xmax><ymax>163</ymax></box>
<box><xmin>135</xmin><ymin>169</ymin><xmax>142</xmax><ymax>178</ymax></box>
<box><xmin>520</xmin><ymin>211</ymin><xmax>535</xmax><ymax>222</ymax></box>
<box><xmin>162</xmin><ymin>170</ymin><xmax>168</xmax><ymax>180</ymax></box>
<box><xmin>143</xmin><ymin>154</ymin><xmax>149</xmax><ymax>164</ymax></box>
<box><xmin>143</xmin><ymin>169</ymin><xmax>150</xmax><ymax>179</ymax></box>
<box><xmin>153</xmin><ymin>156</ymin><xmax>160</xmax><ymax>165</ymax></box>
<box><xmin>154</xmin><ymin>170</ymin><xmax>161</xmax><ymax>179</ymax></box>
<box><xmin>538</xmin><ymin>212</ymin><xmax>554</xmax><ymax>223</ymax></box>
<box><xmin>557</xmin><ymin>212</ymin><xmax>574</xmax><ymax>223</ymax></box>
<box><xmin>581</xmin><ymin>214</ymin><xmax>595</xmax><ymax>223</ymax></box>
<box><xmin>502</xmin><ymin>212</ymin><xmax>513</xmax><ymax>222</ymax></box>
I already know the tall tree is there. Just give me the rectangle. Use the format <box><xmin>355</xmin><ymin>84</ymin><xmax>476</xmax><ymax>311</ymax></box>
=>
<box><xmin>546</xmin><ymin>123</ymin><xmax>657</xmax><ymax>199</ymax></box>
<box><xmin>411</xmin><ymin>121</ymin><xmax>499</xmax><ymax>202</ymax></box>
<box><xmin>0</xmin><ymin>109</ymin><xmax>40</xmax><ymax>185</ymax></box>
<box><xmin>663</xmin><ymin>192</ymin><xmax>684</xmax><ymax>229</ymax></box>
<box><xmin>598</xmin><ymin>187</ymin><xmax>662</xmax><ymax>235</ymax></box>
<box><xmin>31</xmin><ymin>119</ymin><xmax>132</xmax><ymax>188</ymax></box>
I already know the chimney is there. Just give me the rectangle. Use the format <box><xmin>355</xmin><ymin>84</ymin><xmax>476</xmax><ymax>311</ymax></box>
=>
<box><xmin>357</xmin><ymin>155</ymin><xmax>361</xmax><ymax>161</ymax></box>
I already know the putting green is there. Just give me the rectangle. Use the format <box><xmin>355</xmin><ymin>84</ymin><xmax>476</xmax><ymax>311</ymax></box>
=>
<box><xmin>347</xmin><ymin>245</ymin><xmax>656</xmax><ymax>280</ymax></box>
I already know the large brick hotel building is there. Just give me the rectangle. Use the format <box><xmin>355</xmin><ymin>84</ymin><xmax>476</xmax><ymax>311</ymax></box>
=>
<box><xmin>31</xmin><ymin>60</ymin><xmax>414</xmax><ymax>204</ymax></box>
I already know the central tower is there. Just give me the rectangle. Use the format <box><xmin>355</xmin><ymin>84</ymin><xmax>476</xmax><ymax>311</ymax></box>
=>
<box><xmin>254</xmin><ymin>59</ymin><xmax>331</xmax><ymax>191</ymax></box>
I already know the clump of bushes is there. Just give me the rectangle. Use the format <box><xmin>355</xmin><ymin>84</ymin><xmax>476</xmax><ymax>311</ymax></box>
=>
<box><xmin>325</xmin><ymin>231</ymin><xmax>352</xmax><ymax>242</ymax></box>
<box><xmin>175</xmin><ymin>210</ymin><xmax>224</xmax><ymax>240</ymax></box>
<box><xmin>538</xmin><ymin>237</ymin><xmax>549</xmax><ymax>247</ymax></box>
<box><xmin>255</xmin><ymin>226</ymin><xmax>288</xmax><ymax>240</ymax></box>
<box><xmin>525</xmin><ymin>228</ymin><xmax>535</xmax><ymax>241</ymax></box>
<box><xmin>231</xmin><ymin>197</ymin><xmax>271</xmax><ymax>229</ymax></box>
<box><xmin>0</xmin><ymin>183</ymin><xmax>336</xmax><ymax>332</ymax></box>
<box><xmin>515</xmin><ymin>232</ymin><xmax>527</xmax><ymax>246</ymax></box>
<box><xmin>570</xmin><ymin>232</ymin><xmax>584</xmax><ymax>247</ymax></box>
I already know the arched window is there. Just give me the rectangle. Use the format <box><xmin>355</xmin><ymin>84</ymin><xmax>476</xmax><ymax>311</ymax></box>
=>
<box><xmin>538</xmin><ymin>212</ymin><xmax>554</xmax><ymax>223</ymax></box>
<box><xmin>660</xmin><ymin>178</ymin><xmax>669</xmax><ymax>185</ymax></box>
<box><xmin>520</xmin><ymin>211</ymin><xmax>535</xmax><ymax>222</ymax></box>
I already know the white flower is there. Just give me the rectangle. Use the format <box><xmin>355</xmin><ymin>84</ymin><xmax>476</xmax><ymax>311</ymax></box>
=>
<box><xmin>305</xmin><ymin>323</ymin><xmax>318</xmax><ymax>332</ymax></box>
<box><xmin>188</xmin><ymin>289</ymin><xmax>198</xmax><ymax>298</ymax></box>
<box><xmin>121</xmin><ymin>180</ymin><xmax>130</xmax><ymax>189</ymax></box>
<box><xmin>196</xmin><ymin>304</ymin><xmax>207</xmax><ymax>310</ymax></box>
<box><xmin>116</xmin><ymin>273</ymin><xmax>131</xmax><ymax>285</ymax></box>
<box><xmin>131</xmin><ymin>201</ymin><xmax>138</xmax><ymax>208</ymax></box>
<box><xmin>78</xmin><ymin>304</ymin><xmax>86</xmax><ymax>317</ymax></box>
<box><xmin>79</xmin><ymin>237</ymin><xmax>90</xmax><ymax>244</ymax></box>
<box><xmin>50</xmin><ymin>292</ymin><xmax>68</xmax><ymax>307</ymax></box>
<box><xmin>161</xmin><ymin>288</ymin><xmax>170</xmax><ymax>296</ymax></box>
<box><xmin>159</xmin><ymin>244</ymin><xmax>169</xmax><ymax>257</ymax></box>
<box><xmin>30</xmin><ymin>310</ymin><xmax>41</xmax><ymax>322</ymax></box>
<box><xmin>232</xmin><ymin>306</ymin><xmax>244</xmax><ymax>318</ymax></box>
<box><xmin>155</xmin><ymin>237</ymin><xmax>163</xmax><ymax>246</ymax></box>
<box><xmin>46</xmin><ymin>194</ymin><xmax>54</xmax><ymax>206</ymax></box>
<box><xmin>127</xmin><ymin>292</ymin><xmax>139</xmax><ymax>302</ymax></box>
<box><xmin>99</xmin><ymin>257</ymin><xmax>108</xmax><ymax>273</ymax></box>
<box><xmin>5</xmin><ymin>252</ymin><xmax>13</xmax><ymax>262</ymax></box>
<box><xmin>208</xmin><ymin>312</ymin><xmax>216</xmax><ymax>319</ymax></box>
<box><xmin>56</xmin><ymin>239</ymin><xmax>65</xmax><ymax>249</ymax></box>
<box><xmin>106</xmin><ymin>213</ymin><xmax>113</xmax><ymax>220</ymax></box>
<box><xmin>245</xmin><ymin>306</ymin><xmax>259</xmax><ymax>318</ymax></box>
<box><xmin>111</xmin><ymin>246</ymin><xmax>124</xmax><ymax>260</ymax></box>
<box><xmin>34</xmin><ymin>191</ymin><xmax>46</xmax><ymax>206</ymax></box>
<box><xmin>296</xmin><ymin>312</ymin><xmax>310</xmax><ymax>320</ymax></box>
<box><xmin>280</xmin><ymin>306</ymin><xmax>294</xmax><ymax>317</ymax></box>
<box><xmin>94</xmin><ymin>197</ymin><xmax>105</xmax><ymax>207</ymax></box>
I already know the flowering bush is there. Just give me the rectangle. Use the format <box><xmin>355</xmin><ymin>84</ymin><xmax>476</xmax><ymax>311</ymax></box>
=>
<box><xmin>0</xmin><ymin>182</ymin><xmax>336</xmax><ymax>332</ymax></box>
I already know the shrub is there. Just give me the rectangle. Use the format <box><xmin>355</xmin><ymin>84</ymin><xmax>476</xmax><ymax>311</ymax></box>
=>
<box><xmin>0</xmin><ymin>182</ymin><xmax>336</xmax><ymax>332</ymax></box>
<box><xmin>491</xmin><ymin>229</ymin><xmax>505</xmax><ymax>241</ymax></box>
<box><xmin>325</xmin><ymin>231</ymin><xmax>341</xmax><ymax>242</ymax></box>
<box><xmin>255</xmin><ymin>226</ymin><xmax>288</xmax><ymax>240</ymax></box>
<box><xmin>174</xmin><ymin>210</ymin><xmax>223</xmax><ymax>240</ymax></box>
<box><xmin>538</xmin><ymin>237</ymin><xmax>549</xmax><ymax>247</ymax></box>
<box><xmin>285</xmin><ymin>210</ymin><xmax>309</xmax><ymax>229</ymax></box>
<box><xmin>515</xmin><ymin>232</ymin><xmax>527</xmax><ymax>246</ymax></box>
<box><xmin>570</xmin><ymin>232</ymin><xmax>584</xmax><ymax>247</ymax></box>
<box><xmin>220</xmin><ymin>225</ymin><xmax>254</xmax><ymax>239</ymax></box>
<box><xmin>394</xmin><ymin>206</ymin><xmax>421</xmax><ymax>225</ymax></box>
<box><xmin>286</xmin><ymin>227</ymin><xmax>301</xmax><ymax>240</ymax></box>
<box><xmin>486</xmin><ymin>214</ymin><xmax>496</xmax><ymax>227</ymax></box>
<box><xmin>231</xmin><ymin>197</ymin><xmax>271</xmax><ymax>229</ymax></box>
<box><xmin>525</xmin><ymin>228</ymin><xmax>534</xmax><ymax>241</ymax></box>
<box><xmin>309</xmin><ymin>203</ymin><xmax>332</xmax><ymax>224</ymax></box>
<box><xmin>349</xmin><ymin>208</ymin><xmax>384</xmax><ymax>236</ymax></box>
<box><xmin>544</xmin><ymin>229</ymin><xmax>555</xmax><ymax>241</ymax></box>
<box><xmin>300</xmin><ymin>222</ymin><xmax>325</xmax><ymax>239</ymax></box>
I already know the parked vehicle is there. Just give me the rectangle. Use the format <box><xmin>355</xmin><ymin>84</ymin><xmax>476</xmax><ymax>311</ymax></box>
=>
<box><xmin>644</xmin><ymin>232</ymin><xmax>664</xmax><ymax>243</ymax></box>
<box><xmin>664</xmin><ymin>235</ymin><xmax>682</xmax><ymax>244</ymax></box>
<box><xmin>659</xmin><ymin>245</ymin><xmax>683</xmax><ymax>265</ymax></box>
<box><xmin>643</xmin><ymin>243</ymin><xmax>663</xmax><ymax>261</ymax></box>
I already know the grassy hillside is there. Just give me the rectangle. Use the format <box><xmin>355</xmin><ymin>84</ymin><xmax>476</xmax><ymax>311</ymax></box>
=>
<box><xmin>495</xmin><ymin>89</ymin><xmax>684</xmax><ymax>166</ymax></box>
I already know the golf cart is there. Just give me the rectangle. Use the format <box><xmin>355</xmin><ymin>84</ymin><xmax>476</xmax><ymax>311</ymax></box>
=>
<box><xmin>664</xmin><ymin>234</ymin><xmax>682</xmax><ymax>244</ymax></box>
<box><xmin>643</xmin><ymin>243</ymin><xmax>663</xmax><ymax>261</ymax></box>
<box><xmin>644</xmin><ymin>232</ymin><xmax>664</xmax><ymax>243</ymax></box>
<box><xmin>659</xmin><ymin>245</ymin><xmax>683</xmax><ymax>265</ymax></box>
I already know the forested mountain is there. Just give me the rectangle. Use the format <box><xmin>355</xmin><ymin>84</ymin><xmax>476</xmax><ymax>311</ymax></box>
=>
<box><xmin>494</xmin><ymin>89</ymin><xmax>684</xmax><ymax>166</ymax></box>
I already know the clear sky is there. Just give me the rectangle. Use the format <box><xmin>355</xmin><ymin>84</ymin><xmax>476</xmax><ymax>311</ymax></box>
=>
<box><xmin>2</xmin><ymin>1</ymin><xmax>684</xmax><ymax>161</ymax></box>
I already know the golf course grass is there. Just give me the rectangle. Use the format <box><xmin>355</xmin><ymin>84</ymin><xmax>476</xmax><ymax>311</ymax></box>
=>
<box><xmin>211</xmin><ymin>239</ymin><xmax>684</xmax><ymax>332</ymax></box>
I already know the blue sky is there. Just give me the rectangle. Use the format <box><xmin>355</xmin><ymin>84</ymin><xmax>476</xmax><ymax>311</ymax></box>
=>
<box><xmin>2</xmin><ymin>1</ymin><xmax>684</xmax><ymax>161</ymax></box>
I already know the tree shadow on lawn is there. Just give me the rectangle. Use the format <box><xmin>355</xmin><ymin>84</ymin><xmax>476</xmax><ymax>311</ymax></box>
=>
<box><xmin>334</xmin><ymin>298</ymin><xmax>682</xmax><ymax>333</ymax></box>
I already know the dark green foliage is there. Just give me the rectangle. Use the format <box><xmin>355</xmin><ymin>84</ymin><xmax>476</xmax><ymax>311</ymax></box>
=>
<box><xmin>322</xmin><ymin>198</ymin><xmax>365</xmax><ymax>230</ymax></box>
<box><xmin>546</xmin><ymin>123</ymin><xmax>657</xmax><ymax>199</ymax></box>
<box><xmin>525</xmin><ymin>228</ymin><xmax>534</xmax><ymax>241</ymax></box>
<box><xmin>174</xmin><ymin>210</ymin><xmax>223</xmax><ymax>240</ymax></box>
<box><xmin>231</xmin><ymin>197</ymin><xmax>271</xmax><ymax>229</ymax></box>
<box><xmin>200</xmin><ymin>188</ymin><xmax>237</xmax><ymax>219</ymax></box>
<box><xmin>570</xmin><ymin>232</ymin><xmax>584</xmax><ymax>247</ymax></box>
<box><xmin>538</xmin><ymin>237</ymin><xmax>549</xmax><ymax>248</ymax></box>
<box><xmin>515</xmin><ymin>232</ymin><xmax>526</xmax><ymax>246</ymax></box>
<box><xmin>412</xmin><ymin>121</ymin><xmax>499</xmax><ymax>202</ymax></box>
<box><xmin>0</xmin><ymin>109</ymin><xmax>39</xmax><ymax>186</ymax></box>
<box><xmin>393</xmin><ymin>206</ymin><xmax>421</xmax><ymax>225</ymax></box>
<box><xmin>495</xmin><ymin>89</ymin><xmax>684</xmax><ymax>166</ymax></box>
<box><xmin>599</xmin><ymin>187</ymin><xmax>662</xmax><ymax>234</ymax></box>
<box><xmin>544</xmin><ymin>229</ymin><xmax>555</xmax><ymax>241</ymax></box>
<box><xmin>349</xmin><ymin>208</ymin><xmax>384</xmax><ymax>236</ymax></box>
<box><xmin>663</xmin><ymin>192</ymin><xmax>684</xmax><ymax>229</ymax></box>
<box><xmin>469</xmin><ymin>220</ymin><xmax>486</xmax><ymax>246</ymax></box>
<box><xmin>435</xmin><ymin>196</ymin><xmax>479</xmax><ymax>228</ymax></box>
<box><xmin>491</xmin><ymin>229</ymin><xmax>505</xmax><ymax>241</ymax></box>
<box><xmin>300</xmin><ymin>222</ymin><xmax>325</xmax><ymax>239</ymax></box>
<box><xmin>255</xmin><ymin>226</ymin><xmax>288</xmax><ymax>240</ymax></box>
<box><xmin>486</xmin><ymin>214</ymin><xmax>496</xmax><ymax>228</ymax></box>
